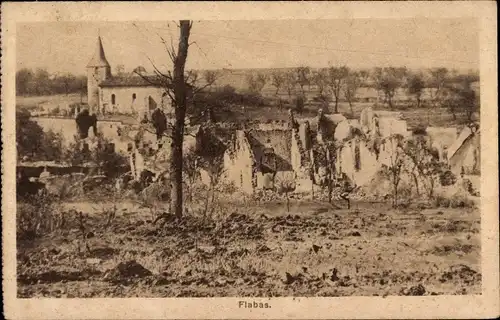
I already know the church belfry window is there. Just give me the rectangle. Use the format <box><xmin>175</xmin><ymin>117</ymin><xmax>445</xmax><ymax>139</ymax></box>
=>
<box><xmin>111</xmin><ymin>94</ymin><xmax>116</xmax><ymax>105</ymax></box>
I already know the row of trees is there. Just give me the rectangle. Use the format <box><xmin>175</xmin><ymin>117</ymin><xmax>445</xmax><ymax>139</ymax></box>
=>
<box><xmin>243</xmin><ymin>66</ymin><xmax>479</xmax><ymax>115</ymax></box>
<box><xmin>16</xmin><ymin>68</ymin><xmax>87</xmax><ymax>96</ymax></box>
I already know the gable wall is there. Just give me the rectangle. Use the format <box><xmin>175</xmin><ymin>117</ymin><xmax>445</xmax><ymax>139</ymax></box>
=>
<box><xmin>100</xmin><ymin>86</ymin><xmax>172</xmax><ymax>116</ymax></box>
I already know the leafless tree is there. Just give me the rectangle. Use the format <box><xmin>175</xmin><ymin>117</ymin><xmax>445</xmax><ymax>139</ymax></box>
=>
<box><xmin>60</xmin><ymin>73</ymin><xmax>75</xmax><ymax>96</ymax></box>
<box><xmin>182</xmin><ymin>147</ymin><xmax>199</xmax><ymax>203</ymax></box>
<box><xmin>283</xmin><ymin>71</ymin><xmax>297</xmax><ymax>102</ymax></box>
<box><xmin>312</xmin><ymin>68</ymin><xmax>330</xmax><ymax>109</ymax></box>
<box><xmin>270</xmin><ymin>71</ymin><xmax>286</xmax><ymax>96</ymax></box>
<box><xmin>203</xmin><ymin>70</ymin><xmax>219</xmax><ymax>92</ymax></box>
<box><xmin>185</xmin><ymin>70</ymin><xmax>199</xmax><ymax>86</ymax></box>
<box><xmin>372</xmin><ymin>67</ymin><xmax>406</xmax><ymax>109</ymax></box>
<box><xmin>427</xmin><ymin>67</ymin><xmax>449</xmax><ymax>108</ymax></box>
<box><xmin>296</xmin><ymin>66</ymin><xmax>311</xmax><ymax>96</ymax></box>
<box><xmin>358</xmin><ymin>69</ymin><xmax>370</xmax><ymax>83</ymax></box>
<box><xmin>445</xmin><ymin>77</ymin><xmax>479</xmax><ymax>123</ymax></box>
<box><xmin>276</xmin><ymin>175</ymin><xmax>296</xmax><ymax>212</ymax></box>
<box><xmin>343</xmin><ymin>70</ymin><xmax>363</xmax><ymax>115</ymax></box>
<box><xmin>327</xmin><ymin>66</ymin><xmax>349</xmax><ymax>113</ymax></box>
<box><xmin>407</xmin><ymin>71</ymin><xmax>425</xmax><ymax>108</ymax></box>
<box><xmin>246</xmin><ymin>73</ymin><xmax>268</xmax><ymax>94</ymax></box>
<box><xmin>382</xmin><ymin>134</ymin><xmax>406</xmax><ymax>207</ymax></box>
<box><xmin>132</xmin><ymin>21</ymin><xmax>204</xmax><ymax>218</ymax></box>
<box><xmin>201</xmin><ymin>157</ymin><xmax>226</xmax><ymax>218</ymax></box>
<box><xmin>164</xmin><ymin>21</ymin><xmax>192</xmax><ymax>218</ymax></box>
<box><xmin>132</xmin><ymin>21</ymin><xmax>222</xmax><ymax>219</ymax></box>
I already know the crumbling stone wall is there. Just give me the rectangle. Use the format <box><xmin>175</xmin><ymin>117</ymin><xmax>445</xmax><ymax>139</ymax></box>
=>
<box><xmin>449</xmin><ymin>129</ymin><xmax>480</xmax><ymax>176</ymax></box>
<box><xmin>222</xmin><ymin>130</ymin><xmax>254</xmax><ymax>194</ymax></box>
<box><xmin>247</xmin><ymin>129</ymin><xmax>293</xmax><ymax>172</ymax></box>
<box><xmin>336</xmin><ymin>138</ymin><xmax>381</xmax><ymax>187</ymax></box>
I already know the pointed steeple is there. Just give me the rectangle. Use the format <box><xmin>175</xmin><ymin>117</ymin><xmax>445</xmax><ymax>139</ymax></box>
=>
<box><xmin>87</xmin><ymin>35</ymin><xmax>110</xmax><ymax>68</ymax></box>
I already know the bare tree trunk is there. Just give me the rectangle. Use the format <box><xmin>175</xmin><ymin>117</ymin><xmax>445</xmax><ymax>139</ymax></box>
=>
<box><xmin>328</xmin><ymin>180</ymin><xmax>333</xmax><ymax>204</ymax></box>
<box><xmin>186</xmin><ymin>182</ymin><xmax>192</xmax><ymax>202</ymax></box>
<box><xmin>393</xmin><ymin>182</ymin><xmax>399</xmax><ymax>208</ymax></box>
<box><xmin>170</xmin><ymin>20</ymin><xmax>192</xmax><ymax>218</ymax></box>
<box><xmin>413</xmin><ymin>174</ymin><xmax>420</xmax><ymax>196</ymax></box>
<box><xmin>326</xmin><ymin>148</ymin><xmax>333</xmax><ymax>204</ymax></box>
<box><xmin>412</xmin><ymin>169</ymin><xmax>420</xmax><ymax>197</ymax></box>
<box><xmin>286</xmin><ymin>192</ymin><xmax>290</xmax><ymax>212</ymax></box>
<box><xmin>203</xmin><ymin>185</ymin><xmax>211</xmax><ymax>217</ymax></box>
<box><xmin>429</xmin><ymin>179</ymin><xmax>435</xmax><ymax>199</ymax></box>
<box><xmin>348</xmin><ymin>101</ymin><xmax>354</xmax><ymax>117</ymax></box>
<box><xmin>210</xmin><ymin>182</ymin><xmax>216</xmax><ymax>206</ymax></box>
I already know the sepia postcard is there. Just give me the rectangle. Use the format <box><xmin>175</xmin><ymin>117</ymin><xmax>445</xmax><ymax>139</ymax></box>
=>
<box><xmin>2</xmin><ymin>1</ymin><xmax>499</xmax><ymax>319</ymax></box>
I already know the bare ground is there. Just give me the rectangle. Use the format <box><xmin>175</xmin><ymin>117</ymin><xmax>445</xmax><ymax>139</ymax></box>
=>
<box><xmin>17</xmin><ymin>200</ymin><xmax>481</xmax><ymax>298</ymax></box>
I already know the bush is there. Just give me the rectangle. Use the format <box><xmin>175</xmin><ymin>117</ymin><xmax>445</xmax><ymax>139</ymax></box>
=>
<box><xmin>48</xmin><ymin>106</ymin><xmax>61</xmax><ymax>116</ymax></box>
<box><xmin>412</xmin><ymin>125</ymin><xmax>428</xmax><ymax>136</ymax></box>
<box><xmin>433</xmin><ymin>193</ymin><xmax>476</xmax><ymax>208</ymax></box>
<box><xmin>433</xmin><ymin>195</ymin><xmax>451</xmax><ymax>208</ymax></box>
<box><xmin>461</xmin><ymin>178</ymin><xmax>479</xmax><ymax>196</ymax></box>
<box><xmin>17</xmin><ymin>193</ymin><xmax>61</xmax><ymax>240</ymax></box>
<box><xmin>449</xmin><ymin>193</ymin><xmax>476</xmax><ymax>208</ymax></box>
<box><xmin>440</xmin><ymin>170</ymin><xmax>457</xmax><ymax>187</ymax></box>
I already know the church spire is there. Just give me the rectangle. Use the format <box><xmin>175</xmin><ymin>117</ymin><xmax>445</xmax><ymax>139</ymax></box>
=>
<box><xmin>87</xmin><ymin>35</ymin><xmax>110</xmax><ymax>68</ymax></box>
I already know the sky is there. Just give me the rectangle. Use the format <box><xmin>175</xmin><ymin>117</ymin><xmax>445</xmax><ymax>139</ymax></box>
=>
<box><xmin>16</xmin><ymin>19</ymin><xmax>479</xmax><ymax>76</ymax></box>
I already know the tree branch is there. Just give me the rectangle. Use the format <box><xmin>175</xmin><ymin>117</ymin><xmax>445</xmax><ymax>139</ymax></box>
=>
<box><xmin>134</xmin><ymin>61</ymin><xmax>177</xmax><ymax>107</ymax></box>
<box><xmin>192</xmin><ymin>82</ymin><xmax>216</xmax><ymax>95</ymax></box>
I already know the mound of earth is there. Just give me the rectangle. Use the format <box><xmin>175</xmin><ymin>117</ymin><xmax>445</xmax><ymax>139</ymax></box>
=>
<box><xmin>439</xmin><ymin>264</ymin><xmax>480</xmax><ymax>285</ymax></box>
<box><xmin>400</xmin><ymin>284</ymin><xmax>426</xmax><ymax>296</ymax></box>
<box><xmin>103</xmin><ymin>260</ymin><xmax>152</xmax><ymax>284</ymax></box>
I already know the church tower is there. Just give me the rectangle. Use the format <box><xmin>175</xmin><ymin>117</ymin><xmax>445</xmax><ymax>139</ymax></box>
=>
<box><xmin>87</xmin><ymin>35</ymin><xmax>111</xmax><ymax>114</ymax></box>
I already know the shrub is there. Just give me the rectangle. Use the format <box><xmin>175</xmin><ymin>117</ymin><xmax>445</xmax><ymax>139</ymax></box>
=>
<box><xmin>17</xmin><ymin>193</ymin><xmax>61</xmax><ymax>240</ymax></box>
<box><xmin>433</xmin><ymin>195</ymin><xmax>451</xmax><ymax>208</ymax></box>
<box><xmin>449</xmin><ymin>193</ymin><xmax>476</xmax><ymax>208</ymax></box>
<box><xmin>433</xmin><ymin>193</ymin><xmax>476</xmax><ymax>208</ymax></box>
<box><xmin>412</xmin><ymin>125</ymin><xmax>428</xmax><ymax>136</ymax></box>
<box><xmin>48</xmin><ymin>106</ymin><xmax>61</xmax><ymax>116</ymax></box>
<box><xmin>439</xmin><ymin>170</ymin><xmax>457</xmax><ymax>186</ymax></box>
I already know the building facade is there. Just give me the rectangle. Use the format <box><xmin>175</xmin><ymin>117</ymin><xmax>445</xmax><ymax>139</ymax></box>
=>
<box><xmin>86</xmin><ymin>36</ymin><xmax>173</xmax><ymax>119</ymax></box>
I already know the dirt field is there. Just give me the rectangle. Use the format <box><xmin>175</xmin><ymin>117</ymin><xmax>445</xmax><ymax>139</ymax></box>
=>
<box><xmin>17</xmin><ymin>199</ymin><xmax>481</xmax><ymax>298</ymax></box>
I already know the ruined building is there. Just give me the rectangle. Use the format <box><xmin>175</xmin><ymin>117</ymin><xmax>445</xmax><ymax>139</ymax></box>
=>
<box><xmin>82</xmin><ymin>35</ymin><xmax>479</xmax><ymax>192</ymax></box>
<box><xmin>220</xmin><ymin>107</ymin><xmax>412</xmax><ymax>195</ymax></box>
<box><xmin>125</xmin><ymin>97</ymin><xmax>484</xmax><ymax>197</ymax></box>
